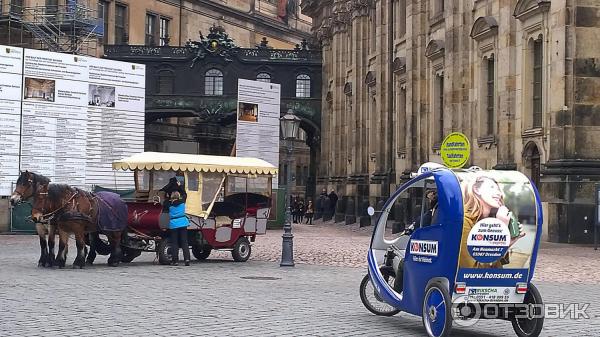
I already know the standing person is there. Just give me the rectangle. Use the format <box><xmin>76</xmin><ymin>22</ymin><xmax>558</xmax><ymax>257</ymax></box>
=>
<box><xmin>298</xmin><ymin>198</ymin><xmax>305</xmax><ymax>224</ymax></box>
<box><xmin>305</xmin><ymin>200</ymin><xmax>314</xmax><ymax>225</ymax></box>
<box><xmin>316</xmin><ymin>188</ymin><xmax>327</xmax><ymax>219</ymax></box>
<box><xmin>168</xmin><ymin>191</ymin><xmax>191</xmax><ymax>266</ymax></box>
<box><xmin>328</xmin><ymin>190</ymin><xmax>339</xmax><ymax>217</ymax></box>
<box><xmin>291</xmin><ymin>196</ymin><xmax>299</xmax><ymax>223</ymax></box>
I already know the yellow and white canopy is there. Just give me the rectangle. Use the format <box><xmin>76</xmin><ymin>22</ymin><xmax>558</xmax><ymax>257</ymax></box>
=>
<box><xmin>112</xmin><ymin>152</ymin><xmax>278</xmax><ymax>176</ymax></box>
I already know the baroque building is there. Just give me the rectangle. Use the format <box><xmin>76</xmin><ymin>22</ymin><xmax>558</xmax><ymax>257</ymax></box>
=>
<box><xmin>301</xmin><ymin>0</ymin><xmax>600</xmax><ymax>243</ymax></box>
<box><xmin>1</xmin><ymin>0</ymin><xmax>311</xmax><ymax>56</ymax></box>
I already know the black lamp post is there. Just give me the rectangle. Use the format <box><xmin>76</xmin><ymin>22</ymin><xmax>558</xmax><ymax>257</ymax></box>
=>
<box><xmin>279</xmin><ymin>109</ymin><xmax>301</xmax><ymax>267</ymax></box>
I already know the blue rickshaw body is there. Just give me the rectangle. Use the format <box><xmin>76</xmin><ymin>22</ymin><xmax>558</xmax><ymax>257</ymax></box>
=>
<box><xmin>367</xmin><ymin>167</ymin><xmax>544</xmax><ymax>318</ymax></box>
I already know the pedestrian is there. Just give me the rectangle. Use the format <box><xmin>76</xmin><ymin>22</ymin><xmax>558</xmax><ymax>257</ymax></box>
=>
<box><xmin>291</xmin><ymin>196</ymin><xmax>299</xmax><ymax>223</ymax></box>
<box><xmin>168</xmin><ymin>190</ymin><xmax>191</xmax><ymax>266</ymax></box>
<box><xmin>328</xmin><ymin>190</ymin><xmax>339</xmax><ymax>217</ymax></box>
<box><xmin>298</xmin><ymin>198</ymin><xmax>305</xmax><ymax>223</ymax></box>
<box><xmin>305</xmin><ymin>200</ymin><xmax>314</xmax><ymax>225</ymax></box>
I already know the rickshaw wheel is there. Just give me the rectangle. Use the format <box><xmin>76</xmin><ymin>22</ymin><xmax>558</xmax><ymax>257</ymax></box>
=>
<box><xmin>191</xmin><ymin>245</ymin><xmax>212</xmax><ymax>260</ymax></box>
<box><xmin>359</xmin><ymin>272</ymin><xmax>401</xmax><ymax>316</ymax></box>
<box><xmin>157</xmin><ymin>239</ymin><xmax>173</xmax><ymax>265</ymax></box>
<box><xmin>232</xmin><ymin>237</ymin><xmax>251</xmax><ymax>262</ymax></box>
<box><xmin>422</xmin><ymin>282</ymin><xmax>452</xmax><ymax>337</ymax></box>
<box><xmin>511</xmin><ymin>283</ymin><xmax>544</xmax><ymax>337</ymax></box>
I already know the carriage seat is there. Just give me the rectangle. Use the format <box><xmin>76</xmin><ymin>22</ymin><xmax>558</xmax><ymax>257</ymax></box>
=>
<box><xmin>215</xmin><ymin>216</ymin><xmax>232</xmax><ymax>228</ymax></box>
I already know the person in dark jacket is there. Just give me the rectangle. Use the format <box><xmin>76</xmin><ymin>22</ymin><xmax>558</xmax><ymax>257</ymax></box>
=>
<box><xmin>328</xmin><ymin>190</ymin><xmax>339</xmax><ymax>217</ymax></box>
<box><xmin>168</xmin><ymin>191</ymin><xmax>190</xmax><ymax>266</ymax></box>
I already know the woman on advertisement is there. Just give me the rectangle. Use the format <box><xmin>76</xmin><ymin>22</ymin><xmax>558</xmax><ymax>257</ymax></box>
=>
<box><xmin>459</xmin><ymin>175</ymin><xmax>526</xmax><ymax>268</ymax></box>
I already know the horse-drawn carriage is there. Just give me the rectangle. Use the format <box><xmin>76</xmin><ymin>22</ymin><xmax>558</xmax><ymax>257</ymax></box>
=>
<box><xmin>111</xmin><ymin>152</ymin><xmax>277</xmax><ymax>264</ymax></box>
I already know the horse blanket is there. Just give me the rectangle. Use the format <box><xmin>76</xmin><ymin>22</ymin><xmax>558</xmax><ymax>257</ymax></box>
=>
<box><xmin>95</xmin><ymin>191</ymin><xmax>128</xmax><ymax>232</ymax></box>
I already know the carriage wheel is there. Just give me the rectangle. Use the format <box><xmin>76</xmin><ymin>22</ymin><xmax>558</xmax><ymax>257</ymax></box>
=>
<box><xmin>511</xmin><ymin>283</ymin><xmax>544</xmax><ymax>337</ymax></box>
<box><xmin>359</xmin><ymin>270</ymin><xmax>401</xmax><ymax>316</ymax></box>
<box><xmin>121</xmin><ymin>247</ymin><xmax>142</xmax><ymax>263</ymax></box>
<box><xmin>231</xmin><ymin>237</ymin><xmax>251</xmax><ymax>262</ymax></box>
<box><xmin>422</xmin><ymin>281</ymin><xmax>452</xmax><ymax>337</ymax></box>
<box><xmin>191</xmin><ymin>245</ymin><xmax>212</xmax><ymax>260</ymax></box>
<box><xmin>157</xmin><ymin>239</ymin><xmax>173</xmax><ymax>265</ymax></box>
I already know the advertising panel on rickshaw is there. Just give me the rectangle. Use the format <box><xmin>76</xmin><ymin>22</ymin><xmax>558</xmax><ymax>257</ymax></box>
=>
<box><xmin>454</xmin><ymin>170</ymin><xmax>540</xmax><ymax>304</ymax></box>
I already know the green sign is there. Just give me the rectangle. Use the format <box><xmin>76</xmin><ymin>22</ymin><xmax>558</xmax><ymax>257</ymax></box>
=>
<box><xmin>440</xmin><ymin>132</ymin><xmax>470</xmax><ymax>168</ymax></box>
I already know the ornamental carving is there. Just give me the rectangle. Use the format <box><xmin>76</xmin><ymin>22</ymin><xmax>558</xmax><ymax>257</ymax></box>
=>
<box><xmin>187</xmin><ymin>24</ymin><xmax>239</xmax><ymax>68</ymax></box>
<box><xmin>393</xmin><ymin>57</ymin><xmax>406</xmax><ymax>74</ymax></box>
<box><xmin>352</xmin><ymin>0</ymin><xmax>374</xmax><ymax>18</ymax></box>
<box><xmin>470</xmin><ymin>16</ymin><xmax>498</xmax><ymax>41</ymax></box>
<box><xmin>513</xmin><ymin>0</ymin><xmax>551</xmax><ymax>21</ymax></box>
<box><xmin>425</xmin><ymin>39</ymin><xmax>445</xmax><ymax>60</ymax></box>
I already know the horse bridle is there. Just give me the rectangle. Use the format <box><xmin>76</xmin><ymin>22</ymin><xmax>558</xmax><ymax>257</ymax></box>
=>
<box><xmin>35</xmin><ymin>189</ymin><xmax>79</xmax><ymax>223</ymax></box>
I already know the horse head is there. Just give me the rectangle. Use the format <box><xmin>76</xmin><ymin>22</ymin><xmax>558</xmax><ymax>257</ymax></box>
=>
<box><xmin>11</xmin><ymin>171</ymin><xmax>51</xmax><ymax>206</ymax></box>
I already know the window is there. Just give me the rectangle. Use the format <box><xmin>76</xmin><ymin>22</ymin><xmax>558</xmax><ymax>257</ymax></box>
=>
<box><xmin>99</xmin><ymin>1</ymin><xmax>109</xmax><ymax>44</ymax></box>
<box><xmin>115</xmin><ymin>3</ymin><xmax>127</xmax><ymax>45</ymax></box>
<box><xmin>159</xmin><ymin>17</ymin><xmax>170</xmax><ymax>46</ymax></box>
<box><xmin>532</xmin><ymin>37</ymin><xmax>543</xmax><ymax>128</ymax></box>
<box><xmin>46</xmin><ymin>0</ymin><xmax>58</xmax><ymax>15</ymax></box>
<box><xmin>256</xmin><ymin>72</ymin><xmax>271</xmax><ymax>83</ymax></box>
<box><xmin>10</xmin><ymin>0</ymin><xmax>23</xmax><ymax>16</ymax></box>
<box><xmin>399</xmin><ymin>0</ymin><xmax>406</xmax><ymax>37</ymax></box>
<box><xmin>296</xmin><ymin>74</ymin><xmax>311</xmax><ymax>98</ymax></box>
<box><xmin>157</xmin><ymin>69</ymin><xmax>174</xmax><ymax>94</ymax></box>
<box><xmin>145</xmin><ymin>13</ymin><xmax>157</xmax><ymax>46</ymax></box>
<box><xmin>486</xmin><ymin>57</ymin><xmax>495</xmax><ymax>134</ymax></box>
<box><xmin>205</xmin><ymin>69</ymin><xmax>223</xmax><ymax>96</ymax></box>
<box><xmin>436</xmin><ymin>74</ymin><xmax>444</xmax><ymax>143</ymax></box>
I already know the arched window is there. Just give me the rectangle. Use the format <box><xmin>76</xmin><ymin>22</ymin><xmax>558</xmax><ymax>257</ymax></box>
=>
<box><xmin>157</xmin><ymin>69</ymin><xmax>174</xmax><ymax>94</ymax></box>
<box><xmin>296</xmin><ymin>74</ymin><xmax>311</xmax><ymax>98</ymax></box>
<box><xmin>205</xmin><ymin>69</ymin><xmax>223</xmax><ymax>96</ymax></box>
<box><xmin>256</xmin><ymin>72</ymin><xmax>271</xmax><ymax>83</ymax></box>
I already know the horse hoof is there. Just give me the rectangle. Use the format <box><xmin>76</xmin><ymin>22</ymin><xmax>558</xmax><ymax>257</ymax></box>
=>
<box><xmin>85</xmin><ymin>260</ymin><xmax>94</xmax><ymax>266</ymax></box>
<box><xmin>108</xmin><ymin>262</ymin><xmax>119</xmax><ymax>267</ymax></box>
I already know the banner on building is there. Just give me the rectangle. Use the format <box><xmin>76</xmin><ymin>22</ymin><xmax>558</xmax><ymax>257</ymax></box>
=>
<box><xmin>236</xmin><ymin>79</ymin><xmax>281</xmax><ymax>188</ymax></box>
<box><xmin>0</xmin><ymin>45</ymin><xmax>145</xmax><ymax>195</ymax></box>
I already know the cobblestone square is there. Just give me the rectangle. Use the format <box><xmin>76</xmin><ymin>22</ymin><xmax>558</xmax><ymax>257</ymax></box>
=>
<box><xmin>0</xmin><ymin>222</ymin><xmax>599</xmax><ymax>336</ymax></box>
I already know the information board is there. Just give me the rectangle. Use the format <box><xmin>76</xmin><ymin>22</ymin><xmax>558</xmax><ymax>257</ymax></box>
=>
<box><xmin>236</xmin><ymin>79</ymin><xmax>281</xmax><ymax>188</ymax></box>
<box><xmin>0</xmin><ymin>45</ymin><xmax>145</xmax><ymax>195</ymax></box>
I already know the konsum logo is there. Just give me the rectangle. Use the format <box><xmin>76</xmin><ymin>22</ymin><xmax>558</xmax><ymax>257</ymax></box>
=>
<box><xmin>410</xmin><ymin>240</ymin><xmax>438</xmax><ymax>257</ymax></box>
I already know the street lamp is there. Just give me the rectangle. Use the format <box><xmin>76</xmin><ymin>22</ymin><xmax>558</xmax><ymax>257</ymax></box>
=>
<box><xmin>279</xmin><ymin>109</ymin><xmax>301</xmax><ymax>267</ymax></box>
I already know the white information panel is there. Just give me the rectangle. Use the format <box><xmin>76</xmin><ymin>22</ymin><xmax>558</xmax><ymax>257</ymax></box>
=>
<box><xmin>0</xmin><ymin>45</ymin><xmax>145</xmax><ymax>195</ymax></box>
<box><xmin>236</xmin><ymin>79</ymin><xmax>281</xmax><ymax>188</ymax></box>
<box><xmin>0</xmin><ymin>46</ymin><xmax>24</xmax><ymax>195</ymax></box>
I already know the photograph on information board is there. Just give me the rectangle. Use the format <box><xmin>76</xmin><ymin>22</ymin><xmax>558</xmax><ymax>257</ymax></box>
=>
<box><xmin>88</xmin><ymin>84</ymin><xmax>116</xmax><ymax>107</ymax></box>
<box><xmin>238</xmin><ymin>102</ymin><xmax>259</xmax><ymax>122</ymax></box>
<box><xmin>24</xmin><ymin>77</ymin><xmax>55</xmax><ymax>102</ymax></box>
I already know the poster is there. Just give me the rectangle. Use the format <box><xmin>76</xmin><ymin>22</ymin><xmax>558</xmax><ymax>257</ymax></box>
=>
<box><xmin>236</xmin><ymin>79</ymin><xmax>280</xmax><ymax>188</ymax></box>
<box><xmin>0</xmin><ymin>44</ymin><xmax>145</xmax><ymax>195</ymax></box>
<box><xmin>454</xmin><ymin>170</ymin><xmax>539</xmax><ymax>303</ymax></box>
<box><xmin>0</xmin><ymin>46</ymin><xmax>24</xmax><ymax>195</ymax></box>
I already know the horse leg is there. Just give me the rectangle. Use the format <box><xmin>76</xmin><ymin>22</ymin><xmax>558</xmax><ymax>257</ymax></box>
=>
<box><xmin>35</xmin><ymin>223</ymin><xmax>48</xmax><ymax>267</ymax></box>
<box><xmin>56</xmin><ymin>229</ymin><xmax>69</xmax><ymax>269</ymax></box>
<box><xmin>86</xmin><ymin>232</ymin><xmax>97</xmax><ymax>265</ymax></box>
<box><xmin>46</xmin><ymin>224</ymin><xmax>56</xmax><ymax>267</ymax></box>
<box><xmin>107</xmin><ymin>231</ymin><xmax>123</xmax><ymax>267</ymax></box>
<box><xmin>72</xmin><ymin>228</ymin><xmax>86</xmax><ymax>269</ymax></box>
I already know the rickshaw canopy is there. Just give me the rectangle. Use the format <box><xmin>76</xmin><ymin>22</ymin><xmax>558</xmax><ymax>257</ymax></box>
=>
<box><xmin>112</xmin><ymin>152</ymin><xmax>278</xmax><ymax>175</ymax></box>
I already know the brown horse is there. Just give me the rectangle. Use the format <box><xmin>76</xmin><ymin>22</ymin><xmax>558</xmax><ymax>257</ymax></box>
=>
<box><xmin>10</xmin><ymin>171</ymin><xmax>56</xmax><ymax>267</ymax></box>
<box><xmin>30</xmin><ymin>178</ymin><xmax>128</xmax><ymax>268</ymax></box>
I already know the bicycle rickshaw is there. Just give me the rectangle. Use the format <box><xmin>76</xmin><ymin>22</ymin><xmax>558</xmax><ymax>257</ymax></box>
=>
<box><xmin>111</xmin><ymin>152</ymin><xmax>277</xmax><ymax>264</ymax></box>
<box><xmin>360</xmin><ymin>164</ymin><xmax>544</xmax><ymax>337</ymax></box>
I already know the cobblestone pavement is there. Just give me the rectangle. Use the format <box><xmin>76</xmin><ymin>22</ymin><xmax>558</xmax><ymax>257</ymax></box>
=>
<box><xmin>213</xmin><ymin>219</ymin><xmax>600</xmax><ymax>285</ymax></box>
<box><xmin>1</xmin><ymin>232</ymin><xmax>599</xmax><ymax>337</ymax></box>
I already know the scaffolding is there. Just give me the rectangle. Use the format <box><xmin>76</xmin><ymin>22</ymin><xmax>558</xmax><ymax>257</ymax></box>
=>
<box><xmin>0</xmin><ymin>1</ymin><xmax>103</xmax><ymax>56</ymax></box>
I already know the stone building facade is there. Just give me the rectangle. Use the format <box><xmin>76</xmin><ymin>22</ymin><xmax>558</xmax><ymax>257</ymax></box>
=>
<box><xmin>1</xmin><ymin>0</ymin><xmax>312</xmax><ymax>56</ymax></box>
<box><xmin>301</xmin><ymin>0</ymin><xmax>600</xmax><ymax>243</ymax></box>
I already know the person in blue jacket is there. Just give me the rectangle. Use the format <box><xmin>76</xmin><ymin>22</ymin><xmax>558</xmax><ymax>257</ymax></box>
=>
<box><xmin>168</xmin><ymin>190</ymin><xmax>190</xmax><ymax>266</ymax></box>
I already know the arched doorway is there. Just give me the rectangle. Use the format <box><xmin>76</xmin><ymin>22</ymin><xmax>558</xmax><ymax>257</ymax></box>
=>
<box><xmin>523</xmin><ymin>142</ymin><xmax>541</xmax><ymax>189</ymax></box>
